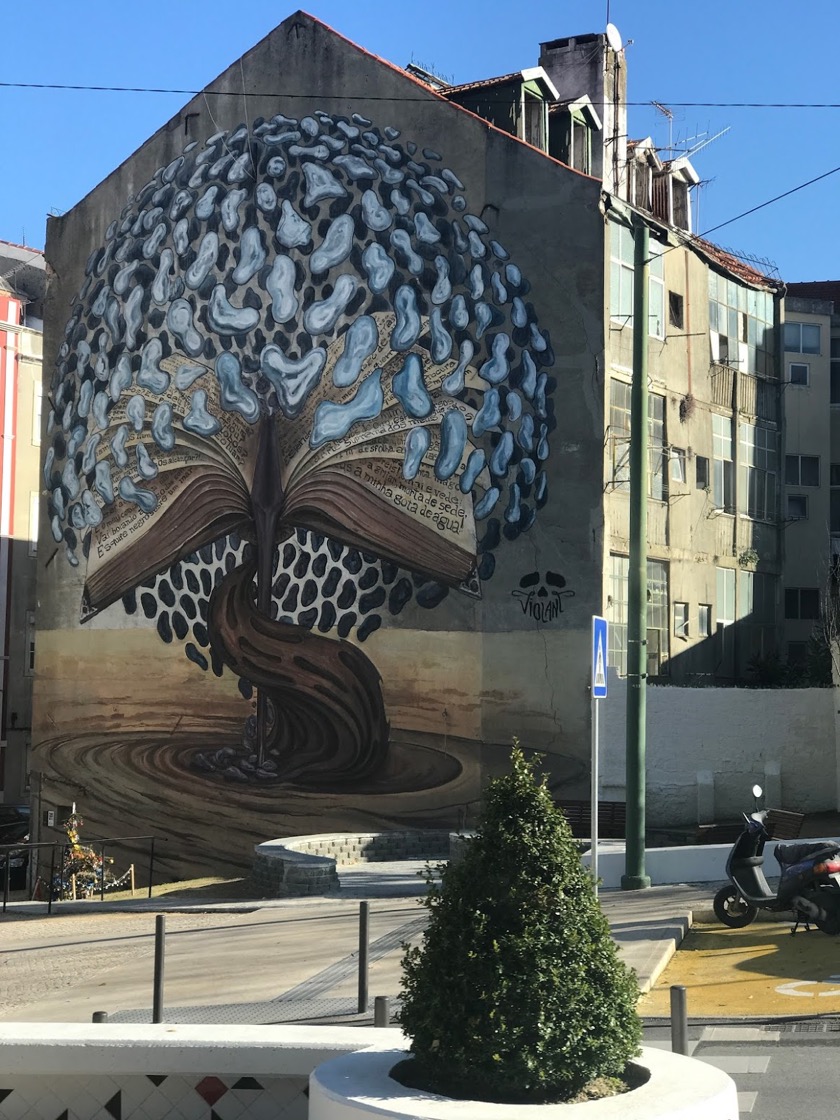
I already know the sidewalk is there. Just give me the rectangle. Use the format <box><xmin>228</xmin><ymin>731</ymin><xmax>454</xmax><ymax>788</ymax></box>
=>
<box><xmin>0</xmin><ymin>864</ymin><xmax>713</xmax><ymax>1024</ymax></box>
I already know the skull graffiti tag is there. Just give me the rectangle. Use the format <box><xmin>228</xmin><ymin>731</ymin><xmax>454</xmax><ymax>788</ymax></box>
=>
<box><xmin>511</xmin><ymin>571</ymin><xmax>575</xmax><ymax>623</ymax></box>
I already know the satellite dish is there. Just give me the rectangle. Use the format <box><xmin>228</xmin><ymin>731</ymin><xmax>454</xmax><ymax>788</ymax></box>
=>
<box><xmin>606</xmin><ymin>23</ymin><xmax>623</xmax><ymax>52</ymax></box>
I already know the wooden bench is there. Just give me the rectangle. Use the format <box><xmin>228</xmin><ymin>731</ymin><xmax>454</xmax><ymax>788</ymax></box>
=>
<box><xmin>558</xmin><ymin>800</ymin><xmax>627</xmax><ymax>840</ymax></box>
<box><xmin>697</xmin><ymin>808</ymin><xmax>804</xmax><ymax>845</ymax></box>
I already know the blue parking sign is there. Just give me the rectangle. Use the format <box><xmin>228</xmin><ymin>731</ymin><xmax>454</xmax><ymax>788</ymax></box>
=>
<box><xmin>592</xmin><ymin>616</ymin><xmax>608</xmax><ymax>699</ymax></box>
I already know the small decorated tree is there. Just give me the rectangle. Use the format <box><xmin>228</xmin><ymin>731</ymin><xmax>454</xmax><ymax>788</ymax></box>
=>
<box><xmin>53</xmin><ymin>809</ymin><xmax>130</xmax><ymax>899</ymax></box>
<box><xmin>397</xmin><ymin>744</ymin><xmax>641</xmax><ymax>1104</ymax></box>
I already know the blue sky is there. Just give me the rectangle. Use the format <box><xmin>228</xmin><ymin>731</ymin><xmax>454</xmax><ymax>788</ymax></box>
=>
<box><xmin>2</xmin><ymin>0</ymin><xmax>839</xmax><ymax>282</ymax></box>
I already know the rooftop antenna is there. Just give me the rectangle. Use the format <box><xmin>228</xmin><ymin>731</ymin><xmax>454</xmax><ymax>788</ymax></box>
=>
<box><xmin>687</xmin><ymin>125</ymin><xmax>730</xmax><ymax>235</ymax></box>
<box><xmin>651</xmin><ymin>100</ymin><xmax>674</xmax><ymax>158</ymax></box>
<box><xmin>694</xmin><ymin>176</ymin><xmax>716</xmax><ymax>233</ymax></box>
<box><xmin>684</xmin><ymin>125</ymin><xmax>731</xmax><ymax>160</ymax></box>
<box><xmin>671</xmin><ymin>128</ymin><xmax>708</xmax><ymax>153</ymax></box>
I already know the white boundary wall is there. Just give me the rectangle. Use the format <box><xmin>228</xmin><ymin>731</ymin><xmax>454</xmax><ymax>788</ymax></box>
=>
<box><xmin>0</xmin><ymin>1024</ymin><xmax>389</xmax><ymax>1120</ymax></box>
<box><xmin>0</xmin><ymin>1026</ymin><xmax>738</xmax><ymax>1120</ymax></box>
<box><xmin>600</xmin><ymin>672</ymin><xmax>840</xmax><ymax>825</ymax></box>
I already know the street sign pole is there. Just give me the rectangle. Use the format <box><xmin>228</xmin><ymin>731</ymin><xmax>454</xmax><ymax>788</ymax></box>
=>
<box><xmin>591</xmin><ymin>692</ymin><xmax>599</xmax><ymax>894</ymax></box>
<box><xmin>591</xmin><ymin>616</ymin><xmax>608</xmax><ymax>896</ymax></box>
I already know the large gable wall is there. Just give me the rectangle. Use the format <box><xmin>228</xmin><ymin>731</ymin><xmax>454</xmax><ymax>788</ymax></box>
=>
<box><xmin>36</xmin><ymin>12</ymin><xmax>605</xmax><ymax>877</ymax></box>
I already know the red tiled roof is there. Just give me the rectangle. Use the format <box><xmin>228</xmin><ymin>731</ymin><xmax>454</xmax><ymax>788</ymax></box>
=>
<box><xmin>548</xmin><ymin>98</ymin><xmax>593</xmax><ymax>114</ymax></box>
<box><xmin>690</xmin><ymin>236</ymin><xmax>780</xmax><ymax>290</ymax></box>
<box><xmin>293</xmin><ymin>12</ymin><xmax>598</xmax><ymax>182</ymax></box>
<box><xmin>0</xmin><ymin>239</ymin><xmax>43</xmax><ymax>256</ymax></box>
<box><xmin>299</xmin><ymin>12</ymin><xmax>778</xmax><ymax>291</ymax></box>
<box><xmin>442</xmin><ymin>71</ymin><xmax>524</xmax><ymax>96</ymax></box>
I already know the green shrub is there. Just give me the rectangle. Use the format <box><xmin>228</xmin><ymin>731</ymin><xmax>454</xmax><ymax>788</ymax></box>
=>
<box><xmin>397</xmin><ymin>743</ymin><xmax>641</xmax><ymax>1103</ymax></box>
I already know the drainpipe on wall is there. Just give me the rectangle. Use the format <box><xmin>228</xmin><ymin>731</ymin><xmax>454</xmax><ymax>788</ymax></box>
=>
<box><xmin>773</xmin><ymin>285</ymin><xmax>787</xmax><ymax>671</ymax></box>
<box><xmin>732</xmin><ymin>362</ymin><xmax>740</xmax><ymax>676</ymax></box>
<box><xmin>622</xmin><ymin>214</ymin><xmax>651</xmax><ymax>891</ymax></box>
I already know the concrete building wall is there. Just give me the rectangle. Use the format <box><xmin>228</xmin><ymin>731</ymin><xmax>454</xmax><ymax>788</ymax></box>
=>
<box><xmin>602</xmin><ymin>211</ymin><xmax>783</xmax><ymax>684</ymax></box>
<box><xmin>781</xmin><ymin>296</ymin><xmax>833</xmax><ymax>661</ymax></box>
<box><xmin>35</xmin><ymin>12</ymin><xmax>607</xmax><ymax>877</ymax></box>
<box><xmin>539</xmin><ymin>32</ymin><xmax>626</xmax><ymax>194</ymax></box>
<box><xmin>601</xmin><ymin>671</ymin><xmax>837</xmax><ymax>823</ymax></box>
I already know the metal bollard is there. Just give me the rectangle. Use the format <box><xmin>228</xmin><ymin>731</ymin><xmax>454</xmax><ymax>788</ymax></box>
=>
<box><xmin>152</xmin><ymin>914</ymin><xmax>165</xmax><ymax>1023</ymax></box>
<box><xmin>670</xmin><ymin>984</ymin><xmax>688</xmax><ymax>1055</ymax></box>
<box><xmin>91</xmin><ymin>1011</ymin><xmax>108</xmax><ymax>1023</ymax></box>
<box><xmin>47</xmin><ymin>847</ymin><xmax>56</xmax><ymax>916</ymax></box>
<box><xmin>357</xmin><ymin>901</ymin><xmax>369</xmax><ymax>1013</ymax></box>
<box><xmin>374</xmin><ymin>996</ymin><xmax>390</xmax><ymax>1027</ymax></box>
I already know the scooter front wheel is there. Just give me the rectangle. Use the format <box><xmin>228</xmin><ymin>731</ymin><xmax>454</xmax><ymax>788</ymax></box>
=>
<box><xmin>713</xmin><ymin>885</ymin><xmax>758</xmax><ymax>928</ymax></box>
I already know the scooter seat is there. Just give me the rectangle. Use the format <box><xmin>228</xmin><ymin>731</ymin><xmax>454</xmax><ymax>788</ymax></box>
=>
<box><xmin>775</xmin><ymin>841</ymin><xmax>840</xmax><ymax>866</ymax></box>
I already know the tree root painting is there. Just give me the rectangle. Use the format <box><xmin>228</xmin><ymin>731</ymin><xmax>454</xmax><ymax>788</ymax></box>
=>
<box><xmin>206</xmin><ymin>558</ymin><xmax>389</xmax><ymax>788</ymax></box>
<box><xmin>44</xmin><ymin>106</ymin><xmax>555</xmax><ymax>796</ymax></box>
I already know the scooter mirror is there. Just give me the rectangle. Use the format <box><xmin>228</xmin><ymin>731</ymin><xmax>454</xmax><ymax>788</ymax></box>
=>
<box><xmin>752</xmin><ymin>784</ymin><xmax>763</xmax><ymax>799</ymax></box>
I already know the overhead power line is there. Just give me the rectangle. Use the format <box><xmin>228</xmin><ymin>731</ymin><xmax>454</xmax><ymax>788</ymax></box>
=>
<box><xmin>3</xmin><ymin>79</ymin><xmax>839</xmax><ymax>257</ymax></box>
<box><xmin>2</xmin><ymin>81</ymin><xmax>840</xmax><ymax>110</ymax></box>
<box><xmin>698</xmin><ymin>163</ymin><xmax>840</xmax><ymax>240</ymax></box>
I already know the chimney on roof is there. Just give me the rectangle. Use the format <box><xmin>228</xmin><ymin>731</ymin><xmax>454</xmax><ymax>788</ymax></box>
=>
<box><xmin>538</xmin><ymin>32</ymin><xmax>627</xmax><ymax>194</ymax></box>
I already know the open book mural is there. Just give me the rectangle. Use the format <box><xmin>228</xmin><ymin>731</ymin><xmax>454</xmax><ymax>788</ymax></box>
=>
<box><xmin>45</xmin><ymin>108</ymin><xmax>555</xmax><ymax>793</ymax></box>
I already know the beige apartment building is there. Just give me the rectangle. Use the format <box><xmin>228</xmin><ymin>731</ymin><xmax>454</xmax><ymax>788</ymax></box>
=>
<box><xmin>603</xmin><ymin>213</ymin><xmax>784</xmax><ymax>684</ymax></box>
<box><xmin>779</xmin><ymin>283</ymin><xmax>840</xmax><ymax>672</ymax></box>
<box><xmin>441</xmin><ymin>28</ymin><xmax>789</xmax><ymax>687</ymax></box>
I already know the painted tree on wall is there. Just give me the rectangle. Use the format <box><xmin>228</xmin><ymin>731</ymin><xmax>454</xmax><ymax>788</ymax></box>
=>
<box><xmin>45</xmin><ymin>109</ymin><xmax>555</xmax><ymax>787</ymax></box>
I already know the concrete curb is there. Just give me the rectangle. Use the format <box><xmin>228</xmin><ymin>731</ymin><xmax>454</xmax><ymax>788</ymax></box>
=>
<box><xmin>629</xmin><ymin>915</ymin><xmax>692</xmax><ymax>994</ymax></box>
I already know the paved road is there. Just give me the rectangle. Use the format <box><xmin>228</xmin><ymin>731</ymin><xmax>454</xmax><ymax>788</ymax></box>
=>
<box><xmin>0</xmin><ymin>898</ymin><xmax>425</xmax><ymax>1024</ymax></box>
<box><xmin>645</xmin><ymin>1021</ymin><xmax>840</xmax><ymax>1118</ymax></box>
<box><xmin>0</xmin><ymin>871</ymin><xmax>708</xmax><ymax>1025</ymax></box>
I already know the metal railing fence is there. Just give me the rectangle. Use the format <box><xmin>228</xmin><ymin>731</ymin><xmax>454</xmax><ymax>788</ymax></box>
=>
<box><xmin>0</xmin><ymin>834</ymin><xmax>157</xmax><ymax>914</ymax></box>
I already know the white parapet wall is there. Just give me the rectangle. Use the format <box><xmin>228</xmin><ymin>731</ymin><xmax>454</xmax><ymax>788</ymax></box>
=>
<box><xmin>0</xmin><ymin>1023</ymin><xmax>390</xmax><ymax>1120</ymax></box>
<box><xmin>581</xmin><ymin>837</ymin><xmax>840</xmax><ymax>889</ymax></box>
<box><xmin>582</xmin><ymin>841</ymin><xmax>729</xmax><ymax>889</ymax></box>
<box><xmin>0</xmin><ymin>1026</ymin><xmax>738</xmax><ymax>1120</ymax></box>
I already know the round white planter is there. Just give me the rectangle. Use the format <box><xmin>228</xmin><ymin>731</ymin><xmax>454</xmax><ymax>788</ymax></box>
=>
<box><xmin>309</xmin><ymin>1045</ymin><xmax>738</xmax><ymax>1120</ymax></box>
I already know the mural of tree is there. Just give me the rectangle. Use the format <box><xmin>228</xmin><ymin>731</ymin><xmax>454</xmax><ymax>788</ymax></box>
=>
<box><xmin>45</xmin><ymin>108</ymin><xmax>555</xmax><ymax>788</ymax></box>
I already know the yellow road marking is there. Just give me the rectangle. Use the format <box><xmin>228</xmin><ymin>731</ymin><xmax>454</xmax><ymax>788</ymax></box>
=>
<box><xmin>639</xmin><ymin>920</ymin><xmax>840</xmax><ymax>1018</ymax></box>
